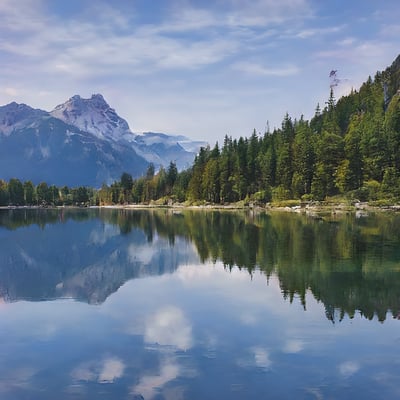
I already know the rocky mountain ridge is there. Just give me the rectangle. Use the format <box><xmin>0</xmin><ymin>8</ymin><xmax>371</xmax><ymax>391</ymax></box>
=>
<box><xmin>0</xmin><ymin>95</ymin><xmax>207</xmax><ymax>186</ymax></box>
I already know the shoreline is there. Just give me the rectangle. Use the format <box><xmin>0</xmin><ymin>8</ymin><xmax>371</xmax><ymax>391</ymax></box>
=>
<box><xmin>2</xmin><ymin>201</ymin><xmax>400</xmax><ymax>215</ymax></box>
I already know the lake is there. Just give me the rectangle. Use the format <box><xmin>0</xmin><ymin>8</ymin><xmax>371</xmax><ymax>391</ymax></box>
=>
<box><xmin>0</xmin><ymin>208</ymin><xmax>400</xmax><ymax>399</ymax></box>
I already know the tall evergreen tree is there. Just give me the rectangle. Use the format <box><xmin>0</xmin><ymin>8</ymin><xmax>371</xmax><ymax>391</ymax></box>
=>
<box><xmin>8</xmin><ymin>178</ymin><xmax>24</xmax><ymax>205</ymax></box>
<box><xmin>292</xmin><ymin>118</ymin><xmax>315</xmax><ymax>197</ymax></box>
<box><xmin>0</xmin><ymin>180</ymin><xmax>9</xmax><ymax>206</ymax></box>
<box><xmin>23</xmin><ymin>181</ymin><xmax>36</xmax><ymax>205</ymax></box>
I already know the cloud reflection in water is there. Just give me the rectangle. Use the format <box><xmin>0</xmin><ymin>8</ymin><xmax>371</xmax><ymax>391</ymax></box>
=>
<box><xmin>71</xmin><ymin>357</ymin><xmax>125</xmax><ymax>384</ymax></box>
<box><xmin>131</xmin><ymin>359</ymin><xmax>180</xmax><ymax>400</ymax></box>
<box><xmin>145</xmin><ymin>305</ymin><xmax>193</xmax><ymax>351</ymax></box>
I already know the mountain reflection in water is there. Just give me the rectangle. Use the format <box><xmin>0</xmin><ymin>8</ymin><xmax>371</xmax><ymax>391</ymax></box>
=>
<box><xmin>1</xmin><ymin>208</ymin><xmax>400</xmax><ymax>322</ymax></box>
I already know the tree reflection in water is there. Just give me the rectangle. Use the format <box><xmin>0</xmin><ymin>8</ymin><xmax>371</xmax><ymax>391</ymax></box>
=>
<box><xmin>1</xmin><ymin>208</ymin><xmax>400</xmax><ymax>322</ymax></box>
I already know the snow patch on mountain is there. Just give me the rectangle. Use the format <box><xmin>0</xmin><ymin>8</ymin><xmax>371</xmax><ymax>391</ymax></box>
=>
<box><xmin>50</xmin><ymin>94</ymin><xmax>136</xmax><ymax>142</ymax></box>
<box><xmin>136</xmin><ymin>132</ymin><xmax>207</xmax><ymax>150</ymax></box>
<box><xmin>133</xmin><ymin>132</ymin><xmax>208</xmax><ymax>169</ymax></box>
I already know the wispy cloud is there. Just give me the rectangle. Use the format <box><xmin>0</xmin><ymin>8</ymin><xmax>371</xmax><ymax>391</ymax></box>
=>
<box><xmin>232</xmin><ymin>61</ymin><xmax>300</xmax><ymax>77</ymax></box>
<box><xmin>0</xmin><ymin>367</ymin><xmax>38</xmax><ymax>394</ymax></box>
<box><xmin>162</xmin><ymin>0</ymin><xmax>312</xmax><ymax>31</ymax></box>
<box><xmin>0</xmin><ymin>0</ymin><xmax>312</xmax><ymax>80</ymax></box>
<box><xmin>315</xmin><ymin>40</ymin><xmax>393</xmax><ymax>62</ymax></box>
<box><xmin>294</xmin><ymin>25</ymin><xmax>345</xmax><ymax>39</ymax></box>
<box><xmin>0</xmin><ymin>0</ymin><xmax>48</xmax><ymax>33</ymax></box>
<box><xmin>0</xmin><ymin>0</ymin><xmax>398</xmax><ymax>142</ymax></box>
<box><xmin>221</xmin><ymin>0</ymin><xmax>312</xmax><ymax>27</ymax></box>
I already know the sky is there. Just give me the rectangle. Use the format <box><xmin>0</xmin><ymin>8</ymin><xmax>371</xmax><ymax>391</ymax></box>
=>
<box><xmin>1</xmin><ymin>0</ymin><xmax>400</xmax><ymax>144</ymax></box>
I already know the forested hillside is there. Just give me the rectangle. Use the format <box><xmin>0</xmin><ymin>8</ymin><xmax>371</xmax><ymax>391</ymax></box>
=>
<box><xmin>119</xmin><ymin>54</ymin><xmax>400</xmax><ymax>205</ymax></box>
<box><xmin>1</xmin><ymin>55</ymin><xmax>400</xmax><ymax>206</ymax></box>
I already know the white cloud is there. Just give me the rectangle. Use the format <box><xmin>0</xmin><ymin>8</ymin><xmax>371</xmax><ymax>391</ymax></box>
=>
<box><xmin>252</xmin><ymin>346</ymin><xmax>272</xmax><ymax>369</ymax></box>
<box><xmin>131</xmin><ymin>360</ymin><xmax>180</xmax><ymax>400</ymax></box>
<box><xmin>89</xmin><ymin>223</ymin><xmax>120</xmax><ymax>245</ymax></box>
<box><xmin>339</xmin><ymin>361</ymin><xmax>360</xmax><ymax>378</ymax></box>
<box><xmin>237</xmin><ymin>346</ymin><xmax>272</xmax><ymax>370</ymax></box>
<box><xmin>145</xmin><ymin>306</ymin><xmax>193</xmax><ymax>350</ymax></box>
<box><xmin>71</xmin><ymin>363</ymin><xmax>97</xmax><ymax>382</ymax></box>
<box><xmin>98</xmin><ymin>358</ymin><xmax>125</xmax><ymax>383</ymax></box>
<box><xmin>0</xmin><ymin>0</ymin><xmax>47</xmax><ymax>34</ymax></box>
<box><xmin>294</xmin><ymin>25</ymin><xmax>344</xmax><ymax>39</ymax></box>
<box><xmin>128</xmin><ymin>241</ymin><xmax>163</xmax><ymax>265</ymax></box>
<box><xmin>337</xmin><ymin>37</ymin><xmax>357</xmax><ymax>47</ymax></box>
<box><xmin>283</xmin><ymin>339</ymin><xmax>304</xmax><ymax>354</ymax></box>
<box><xmin>0</xmin><ymin>0</ymin><xmax>312</xmax><ymax>82</ymax></box>
<box><xmin>158</xmin><ymin>0</ymin><xmax>311</xmax><ymax>32</ymax></box>
<box><xmin>71</xmin><ymin>357</ymin><xmax>125</xmax><ymax>384</ymax></box>
<box><xmin>0</xmin><ymin>1</ymin><xmax>241</xmax><ymax>81</ymax></box>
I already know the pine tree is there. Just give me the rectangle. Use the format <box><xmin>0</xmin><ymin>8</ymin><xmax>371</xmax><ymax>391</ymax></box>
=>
<box><xmin>292</xmin><ymin>117</ymin><xmax>315</xmax><ymax>197</ymax></box>
<box><xmin>8</xmin><ymin>178</ymin><xmax>24</xmax><ymax>205</ymax></box>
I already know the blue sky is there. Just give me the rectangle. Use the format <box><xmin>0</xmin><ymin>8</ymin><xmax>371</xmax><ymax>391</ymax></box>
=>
<box><xmin>1</xmin><ymin>0</ymin><xmax>399</xmax><ymax>144</ymax></box>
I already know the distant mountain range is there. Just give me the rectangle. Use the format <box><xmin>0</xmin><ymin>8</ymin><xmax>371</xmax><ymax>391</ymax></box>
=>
<box><xmin>0</xmin><ymin>94</ymin><xmax>207</xmax><ymax>187</ymax></box>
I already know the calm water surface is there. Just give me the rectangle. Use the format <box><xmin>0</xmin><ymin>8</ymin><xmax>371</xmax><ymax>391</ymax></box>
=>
<box><xmin>0</xmin><ymin>208</ymin><xmax>400</xmax><ymax>399</ymax></box>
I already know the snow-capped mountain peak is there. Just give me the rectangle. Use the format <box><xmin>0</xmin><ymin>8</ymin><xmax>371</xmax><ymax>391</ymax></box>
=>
<box><xmin>50</xmin><ymin>94</ymin><xmax>135</xmax><ymax>141</ymax></box>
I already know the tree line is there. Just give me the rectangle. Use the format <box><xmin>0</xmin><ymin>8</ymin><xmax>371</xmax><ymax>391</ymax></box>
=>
<box><xmin>0</xmin><ymin>179</ymin><xmax>97</xmax><ymax>207</ymax></box>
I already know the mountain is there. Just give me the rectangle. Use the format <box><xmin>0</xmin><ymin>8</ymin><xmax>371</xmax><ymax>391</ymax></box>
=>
<box><xmin>133</xmin><ymin>132</ymin><xmax>207</xmax><ymax>170</ymax></box>
<box><xmin>50</xmin><ymin>94</ymin><xmax>135</xmax><ymax>142</ymax></box>
<box><xmin>0</xmin><ymin>102</ymin><xmax>47</xmax><ymax>136</ymax></box>
<box><xmin>0</xmin><ymin>95</ymin><xmax>207</xmax><ymax>186</ymax></box>
<box><xmin>0</xmin><ymin>104</ymin><xmax>148</xmax><ymax>187</ymax></box>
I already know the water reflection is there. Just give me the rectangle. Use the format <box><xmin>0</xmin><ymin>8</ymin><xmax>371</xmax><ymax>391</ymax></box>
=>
<box><xmin>1</xmin><ymin>258</ymin><xmax>400</xmax><ymax>399</ymax></box>
<box><xmin>1</xmin><ymin>208</ymin><xmax>400</xmax><ymax>322</ymax></box>
<box><xmin>0</xmin><ymin>208</ymin><xmax>198</xmax><ymax>304</ymax></box>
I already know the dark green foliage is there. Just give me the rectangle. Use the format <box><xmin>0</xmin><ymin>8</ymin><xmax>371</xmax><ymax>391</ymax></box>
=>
<box><xmin>120</xmin><ymin>172</ymin><xmax>134</xmax><ymax>203</ymax></box>
<box><xmin>292</xmin><ymin>118</ymin><xmax>315</xmax><ymax>197</ymax></box>
<box><xmin>36</xmin><ymin>182</ymin><xmax>51</xmax><ymax>204</ymax></box>
<box><xmin>23</xmin><ymin>181</ymin><xmax>36</xmax><ymax>205</ymax></box>
<box><xmin>166</xmin><ymin>161</ymin><xmax>178</xmax><ymax>194</ymax></box>
<box><xmin>146</xmin><ymin>163</ymin><xmax>155</xmax><ymax>180</ymax></box>
<box><xmin>72</xmin><ymin>186</ymin><xmax>89</xmax><ymax>204</ymax></box>
<box><xmin>121</xmin><ymin>172</ymin><xmax>133</xmax><ymax>192</ymax></box>
<box><xmin>0</xmin><ymin>180</ymin><xmax>9</xmax><ymax>206</ymax></box>
<box><xmin>8</xmin><ymin>178</ymin><xmax>24</xmax><ymax>205</ymax></box>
